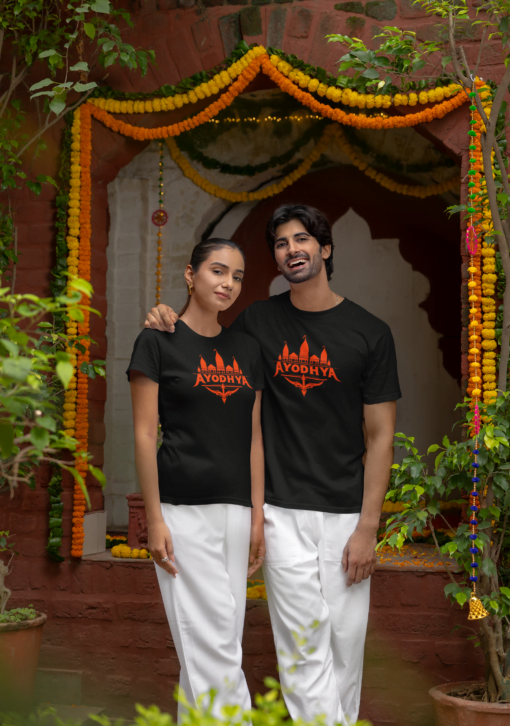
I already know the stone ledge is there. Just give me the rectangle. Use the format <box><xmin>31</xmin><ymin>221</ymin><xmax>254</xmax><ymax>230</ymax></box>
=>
<box><xmin>81</xmin><ymin>550</ymin><xmax>152</xmax><ymax>564</ymax></box>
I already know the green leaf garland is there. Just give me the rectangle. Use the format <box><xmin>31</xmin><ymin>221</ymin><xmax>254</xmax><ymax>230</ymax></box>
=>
<box><xmin>46</xmin><ymin>470</ymin><xmax>65</xmax><ymax>563</ymax></box>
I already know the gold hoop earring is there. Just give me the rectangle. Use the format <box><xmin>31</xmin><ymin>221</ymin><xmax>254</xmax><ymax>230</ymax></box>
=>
<box><xmin>188</xmin><ymin>284</ymin><xmax>193</xmax><ymax>296</ymax></box>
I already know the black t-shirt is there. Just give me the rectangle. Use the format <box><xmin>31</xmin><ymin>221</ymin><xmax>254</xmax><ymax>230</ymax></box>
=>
<box><xmin>230</xmin><ymin>292</ymin><xmax>401</xmax><ymax>513</ymax></box>
<box><xmin>126</xmin><ymin>322</ymin><xmax>264</xmax><ymax>506</ymax></box>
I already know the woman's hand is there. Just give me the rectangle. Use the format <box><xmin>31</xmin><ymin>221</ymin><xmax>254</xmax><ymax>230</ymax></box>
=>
<box><xmin>149</xmin><ymin>520</ymin><xmax>179</xmax><ymax>577</ymax></box>
<box><xmin>247</xmin><ymin>509</ymin><xmax>265</xmax><ymax>577</ymax></box>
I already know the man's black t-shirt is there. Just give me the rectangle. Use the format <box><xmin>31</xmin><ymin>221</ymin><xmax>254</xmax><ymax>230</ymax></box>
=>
<box><xmin>126</xmin><ymin>322</ymin><xmax>264</xmax><ymax>506</ymax></box>
<box><xmin>230</xmin><ymin>292</ymin><xmax>401</xmax><ymax>513</ymax></box>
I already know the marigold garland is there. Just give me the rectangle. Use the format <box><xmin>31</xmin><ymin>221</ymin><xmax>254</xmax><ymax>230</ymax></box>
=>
<box><xmin>166</xmin><ymin>124</ymin><xmax>336</xmax><ymax>202</ymax></box>
<box><xmin>262</xmin><ymin>58</ymin><xmax>469</xmax><ymax>130</ymax></box>
<box><xmin>268</xmin><ymin>54</ymin><xmax>463</xmax><ymax>110</ymax></box>
<box><xmin>334</xmin><ymin>126</ymin><xmax>460</xmax><ymax>198</ymax></box>
<box><xmin>168</xmin><ymin>123</ymin><xmax>460</xmax><ymax>201</ymax></box>
<box><xmin>87</xmin><ymin>54</ymin><xmax>468</xmax><ymax>143</ymax></box>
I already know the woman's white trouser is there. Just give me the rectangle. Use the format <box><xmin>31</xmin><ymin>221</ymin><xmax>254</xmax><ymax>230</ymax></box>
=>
<box><xmin>156</xmin><ymin>503</ymin><xmax>252</xmax><ymax>720</ymax></box>
<box><xmin>262</xmin><ymin>504</ymin><xmax>370</xmax><ymax>726</ymax></box>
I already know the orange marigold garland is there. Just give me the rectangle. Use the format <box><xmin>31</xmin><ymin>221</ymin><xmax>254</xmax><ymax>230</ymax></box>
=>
<box><xmin>70</xmin><ymin>103</ymin><xmax>93</xmax><ymax>558</ymax></box>
<box><xmin>261</xmin><ymin>57</ymin><xmax>468</xmax><ymax>129</ymax></box>
<box><xmin>87</xmin><ymin>54</ymin><xmax>468</xmax><ymax>142</ymax></box>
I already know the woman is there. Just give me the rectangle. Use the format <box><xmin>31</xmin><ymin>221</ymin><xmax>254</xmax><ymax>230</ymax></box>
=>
<box><xmin>127</xmin><ymin>238</ymin><xmax>265</xmax><ymax>718</ymax></box>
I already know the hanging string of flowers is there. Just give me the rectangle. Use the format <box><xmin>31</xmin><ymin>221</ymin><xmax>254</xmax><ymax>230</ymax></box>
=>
<box><xmin>88</xmin><ymin>46</ymin><xmax>267</xmax><ymax>113</ymax></box>
<box><xmin>334</xmin><ymin>126</ymin><xmax>460</xmax><ymax>198</ymax></box>
<box><xmin>465</xmin><ymin>83</ymin><xmax>489</xmax><ymax>622</ymax></box>
<box><xmin>261</xmin><ymin>57</ymin><xmax>468</xmax><ymax>130</ymax></box>
<box><xmin>268</xmin><ymin>54</ymin><xmax>463</xmax><ymax>110</ymax></box>
<box><xmin>166</xmin><ymin>123</ymin><xmax>336</xmax><ymax>202</ymax></box>
<box><xmin>167</xmin><ymin>123</ymin><xmax>459</xmax><ymax>201</ymax></box>
<box><xmin>86</xmin><ymin>52</ymin><xmax>468</xmax><ymax>142</ymax></box>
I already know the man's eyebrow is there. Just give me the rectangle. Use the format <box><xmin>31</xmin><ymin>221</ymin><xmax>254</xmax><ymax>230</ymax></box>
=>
<box><xmin>209</xmin><ymin>261</ymin><xmax>245</xmax><ymax>274</ymax></box>
<box><xmin>275</xmin><ymin>231</ymin><xmax>310</xmax><ymax>243</ymax></box>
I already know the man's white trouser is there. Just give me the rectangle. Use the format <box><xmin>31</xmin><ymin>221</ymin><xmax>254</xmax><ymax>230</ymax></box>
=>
<box><xmin>263</xmin><ymin>504</ymin><xmax>370</xmax><ymax>726</ymax></box>
<box><xmin>156</xmin><ymin>503</ymin><xmax>252</xmax><ymax>720</ymax></box>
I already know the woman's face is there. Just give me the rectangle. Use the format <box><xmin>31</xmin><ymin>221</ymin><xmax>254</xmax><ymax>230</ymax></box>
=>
<box><xmin>186</xmin><ymin>246</ymin><xmax>245</xmax><ymax>313</ymax></box>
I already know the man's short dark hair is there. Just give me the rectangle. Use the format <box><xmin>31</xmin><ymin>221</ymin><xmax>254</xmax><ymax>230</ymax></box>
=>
<box><xmin>265</xmin><ymin>204</ymin><xmax>334</xmax><ymax>281</ymax></box>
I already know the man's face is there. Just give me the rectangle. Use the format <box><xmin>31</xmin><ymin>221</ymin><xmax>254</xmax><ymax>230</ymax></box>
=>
<box><xmin>273</xmin><ymin>219</ymin><xmax>331</xmax><ymax>284</ymax></box>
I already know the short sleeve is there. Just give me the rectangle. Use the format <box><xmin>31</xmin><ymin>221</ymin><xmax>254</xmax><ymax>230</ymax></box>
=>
<box><xmin>126</xmin><ymin>329</ymin><xmax>161</xmax><ymax>383</ymax></box>
<box><xmin>362</xmin><ymin>329</ymin><xmax>401</xmax><ymax>405</ymax></box>
<box><xmin>228</xmin><ymin>309</ymin><xmax>246</xmax><ymax>334</ymax></box>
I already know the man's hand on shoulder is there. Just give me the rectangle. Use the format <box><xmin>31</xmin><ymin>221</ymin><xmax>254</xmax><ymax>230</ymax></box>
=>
<box><xmin>145</xmin><ymin>304</ymin><xmax>178</xmax><ymax>333</ymax></box>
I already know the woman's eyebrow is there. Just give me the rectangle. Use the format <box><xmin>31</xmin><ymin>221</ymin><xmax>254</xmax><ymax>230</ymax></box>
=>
<box><xmin>209</xmin><ymin>261</ymin><xmax>244</xmax><ymax>274</ymax></box>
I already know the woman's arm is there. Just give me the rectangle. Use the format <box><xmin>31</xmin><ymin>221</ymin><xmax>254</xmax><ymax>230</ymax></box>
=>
<box><xmin>248</xmin><ymin>390</ymin><xmax>265</xmax><ymax>577</ymax></box>
<box><xmin>130</xmin><ymin>370</ymin><xmax>178</xmax><ymax>577</ymax></box>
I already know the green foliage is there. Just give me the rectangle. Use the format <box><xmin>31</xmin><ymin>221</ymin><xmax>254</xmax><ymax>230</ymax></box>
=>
<box><xmin>0</xmin><ymin>0</ymin><xmax>156</xmax><ymax>280</ymax></box>
<box><xmin>0</xmin><ymin>280</ymin><xmax>105</xmax><ymax>497</ymax></box>
<box><xmin>0</xmin><ymin>606</ymin><xmax>37</xmax><ymax>624</ymax></box>
<box><xmin>0</xmin><ymin>680</ymin><xmax>370</xmax><ymax>726</ymax></box>
<box><xmin>382</xmin><ymin>394</ymin><xmax>510</xmax><ymax>624</ymax></box>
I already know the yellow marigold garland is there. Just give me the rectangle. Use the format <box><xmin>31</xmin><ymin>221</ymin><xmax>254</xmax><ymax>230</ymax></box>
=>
<box><xmin>87</xmin><ymin>54</ymin><xmax>467</xmax><ymax>140</ymax></box>
<box><xmin>166</xmin><ymin>123</ymin><xmax>336</xmax><ymax>202</ymax></box>
<box><xmin>334</xmin><ymin>126</ymin><xmax>460</xmax><ymax>197</ymax></box>
<box><xmin>86</xmin><ymin>45</ymin><xmax>464</xmax><ymax>115</ymax></box>
<box><xmin>89</xmin><ymin>46</ymin><xmax>267</xmax><ymax>113</ymax></box>
<box><xmin>268</xmin><ymin>54</ymin><xmax>463</xmax><ymax>110</ymax></box>
<box><xmin>167</xmin><ymin>123</ymin><xmax>460</xmax><ymax>201</ymax></box>
<box><xmin>111</xmin><ymin>544</ymin><xmax>152</xmax><ymax>559</ymax></box>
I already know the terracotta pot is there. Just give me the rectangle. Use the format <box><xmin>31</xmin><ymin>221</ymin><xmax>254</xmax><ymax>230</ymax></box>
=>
<box><xmin>0</xmin><ymin>611</ymin><xmax>47</xmax><ymax>713</ymax></box>
<box><xmin>429</xmin><ymin>680</ymin><xmax>510</xmax><ymax>725</ymax></box>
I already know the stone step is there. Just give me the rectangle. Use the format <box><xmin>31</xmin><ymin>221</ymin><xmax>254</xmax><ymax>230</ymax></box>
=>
<box><xmin>35</xmin><ymin>668</ymin><xmax>82</xmax><ymax>706</ymax></box>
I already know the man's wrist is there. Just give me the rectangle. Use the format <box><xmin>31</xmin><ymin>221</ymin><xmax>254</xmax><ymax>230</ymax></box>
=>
<box><xmin>356</xmin><ymin>516</ymin><xmax>380</xmax><ymax>536</ymax></box>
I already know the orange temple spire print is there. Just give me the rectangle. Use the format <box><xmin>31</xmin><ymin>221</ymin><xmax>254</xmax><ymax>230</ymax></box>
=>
<box><xmin>274</xmin><ymin>336</ymin><xmax>340</xmax><ymax>396</ymax></box>
<box><xmin>193</xmin><ymin>351</ymin><xmax>252</xmax><ymax>403</ymax></box>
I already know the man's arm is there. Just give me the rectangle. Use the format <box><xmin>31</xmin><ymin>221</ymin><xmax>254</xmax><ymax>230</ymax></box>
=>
<box><xmin>342</xmin><ymin>400</ymin><xmax>396</xmax><ymax>587</ymax></box>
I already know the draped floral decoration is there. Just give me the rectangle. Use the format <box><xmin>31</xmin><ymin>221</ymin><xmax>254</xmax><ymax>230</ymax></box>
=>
<box><xmin>62</xmin><ymin>43</ymin><xmax>471</xmax><ymax>556</ymax></box>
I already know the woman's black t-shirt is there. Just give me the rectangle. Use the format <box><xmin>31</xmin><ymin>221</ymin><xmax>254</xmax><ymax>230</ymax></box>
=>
<box><xmin>126</xmin><ymin>321</ymin><xmax>264</xmax><ymax>507</ymax></box>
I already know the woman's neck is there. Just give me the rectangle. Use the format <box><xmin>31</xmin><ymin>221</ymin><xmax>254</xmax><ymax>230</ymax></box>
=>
<box><xmin>180</xmin><ymin>300</ymin><xmax>222</xmax><ymax>337</ymax></box>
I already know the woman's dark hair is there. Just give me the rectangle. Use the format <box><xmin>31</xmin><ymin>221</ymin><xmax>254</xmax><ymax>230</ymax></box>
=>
<box><xmin>179</xmin><ymin>238</ymin><xmax>245</xmax><ymax>316</ymax></box>
<box><xmin>265</xmin><ymin>204</ymin><xmax>334</xmax><ymax>281</ymax></box>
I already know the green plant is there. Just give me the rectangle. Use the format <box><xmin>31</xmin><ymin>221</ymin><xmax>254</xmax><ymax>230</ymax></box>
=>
<box><xmin>0</xmin><ymin>606</ymin><xmax>37</xmax><ymax>624</ymax></box>
<box><xmin>0</xmin><ymin>278</ymin><xmax>105</xmax><ymax>498</ymax></box>
<box><xmin>382</xmin><ymin>393</ymin><xmax>510</xmax><ymax>701</ymax></box>
<box><xmin>0</xmin><ymin>680</ymin><xmax>370</xmax><ymax>726</ymax></box>
<box><xmin>328</xmin><ymin>0</ymin><xmax>510</xmax><ymax>391</ymax></box>
<box><xmin>0</xmin><ymin>0</ymin><xmax>156</xmax><ymax>281</ymax></box>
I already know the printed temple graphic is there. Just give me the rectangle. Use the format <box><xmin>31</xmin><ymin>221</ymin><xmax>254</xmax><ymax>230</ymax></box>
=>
<box><xmin>193</xmin><ymin>350</ymin><xmax>253</xmax><ymax>403</ymax></box>
<box><xmin>274</xmin><ymin>336</ymin><xmax>340</xmax><ymax>396</ymax></box>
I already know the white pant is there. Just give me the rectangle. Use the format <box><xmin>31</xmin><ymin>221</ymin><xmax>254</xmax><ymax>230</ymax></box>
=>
<box><xmin>156</xmin><ymin>503</ymin><xmax>252</xmax><ymax>720</ymax></box>
<box><xmin>262</xmin><ymin>504</ymin><xmax>370</xmax><ymax>726</ymax></box>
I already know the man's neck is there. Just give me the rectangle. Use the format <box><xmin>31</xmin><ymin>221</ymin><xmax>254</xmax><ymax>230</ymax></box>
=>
<box><xmin>289</xmin><ymin>273</ymin><xmax>343</xmax><ymax>312</ymax></box>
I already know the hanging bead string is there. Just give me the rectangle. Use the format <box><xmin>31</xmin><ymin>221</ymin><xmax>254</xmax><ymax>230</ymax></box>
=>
<box><xmin>156</xmin><ymin>141</ymin><xmax>164</xmax><ymax>305</ymax></box>
<box><xmin>466</xmin><ymin>83</ymin><xmax>488</xmax><ymax>621</ymax></box>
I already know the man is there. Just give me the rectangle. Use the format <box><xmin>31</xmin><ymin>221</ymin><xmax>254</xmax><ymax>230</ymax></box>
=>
<box><xmin>145</xmin><ymin>204</ymin><xmax>400</xmax><ymax>725</ymax></box>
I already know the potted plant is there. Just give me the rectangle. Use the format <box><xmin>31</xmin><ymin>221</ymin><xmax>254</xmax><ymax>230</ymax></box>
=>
<box><xmin>382</xmin><ymin>394</ymin><xmax>510</xmax><ymax>722</ymax></box>
<box><xmin>0</xmin><ymin>283</ymin><xmax>106</xmax><ymax>712</ymax></box>
<box><xmin>0</xmin><ymin>531</ymin><xmax>47</xmax><ymax>714</ymax></box>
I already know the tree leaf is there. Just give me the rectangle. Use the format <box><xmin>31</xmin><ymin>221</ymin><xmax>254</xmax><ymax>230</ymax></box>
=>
<box><xmin>89</xmin><ymin>465</ymin><xmax>106</xmax><ymax>488</ymax></box>
<box><xmin>56</xmin><ymin>361</ymin><xmax>74</xmax><ymax>389</ymax></box>
<box><xmin>73</xmin><ymin>82</ymin><xmax>97</xmax><ymax>92</ymax></box>
<box><xmin>455</xmin><ymin>592</ymin><xmax>467</xmax><ymax>606</ymax></box>
<box><xmin>30</xmin><ymin>426</ymin><xmax>50</xmax><ymax>450</ymax></box>
<box><xmin>2</xmin><ymin>357</ymin><xmax>32</xmax><ymax>381</ymax></box>
<box><xmin>39</xmin><ymin>49</ymin><xmax>59</xmax><ymax>58</ymax></box>
<box><xmin>29</xmin><ymin>78</ymin><xmax>55</xmax><ymax>91</ymax></box>
<box><xmin>49</xmin><ymin>98</ymin><xmax>66</xmax><ymax>116</ymax></box>
<box><xmin>84</xmin><ymin>22</ymin><xmax>96</xmax><ymax>39</ymax></box>
<box><xmin>0</xmin><ymin>424</ymin><xmax>14</xmax><ymax>459</ymax></box>
<box><xmin>90</xmin><ymin>0</ymin><xmax>110</xmax><ymax>12</ymax></box>
<box><xmin>70</xmin><ymin>62</ymin><xmax>89</xmax><ymax>72</ymax></box>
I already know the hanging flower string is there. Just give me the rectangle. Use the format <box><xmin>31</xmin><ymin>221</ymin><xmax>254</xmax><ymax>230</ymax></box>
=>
<box><xmin>167</xmin><ymin>123</ymin><xmax>459</xmax><ymax>201</ymax></box>
<box><xmin>86</xmin><ymin>53</ymin><xmax>468</xmax><ymax>140</ymax></box>
<box><xmin>152</xmin><ymin>141</ymin><xmax>168</xmax><ymax>306</ymax></box>
<box><xmin>466</xmin><ymin>84</ymin><xmax>489</xmax><ymax>621</ymax></box>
